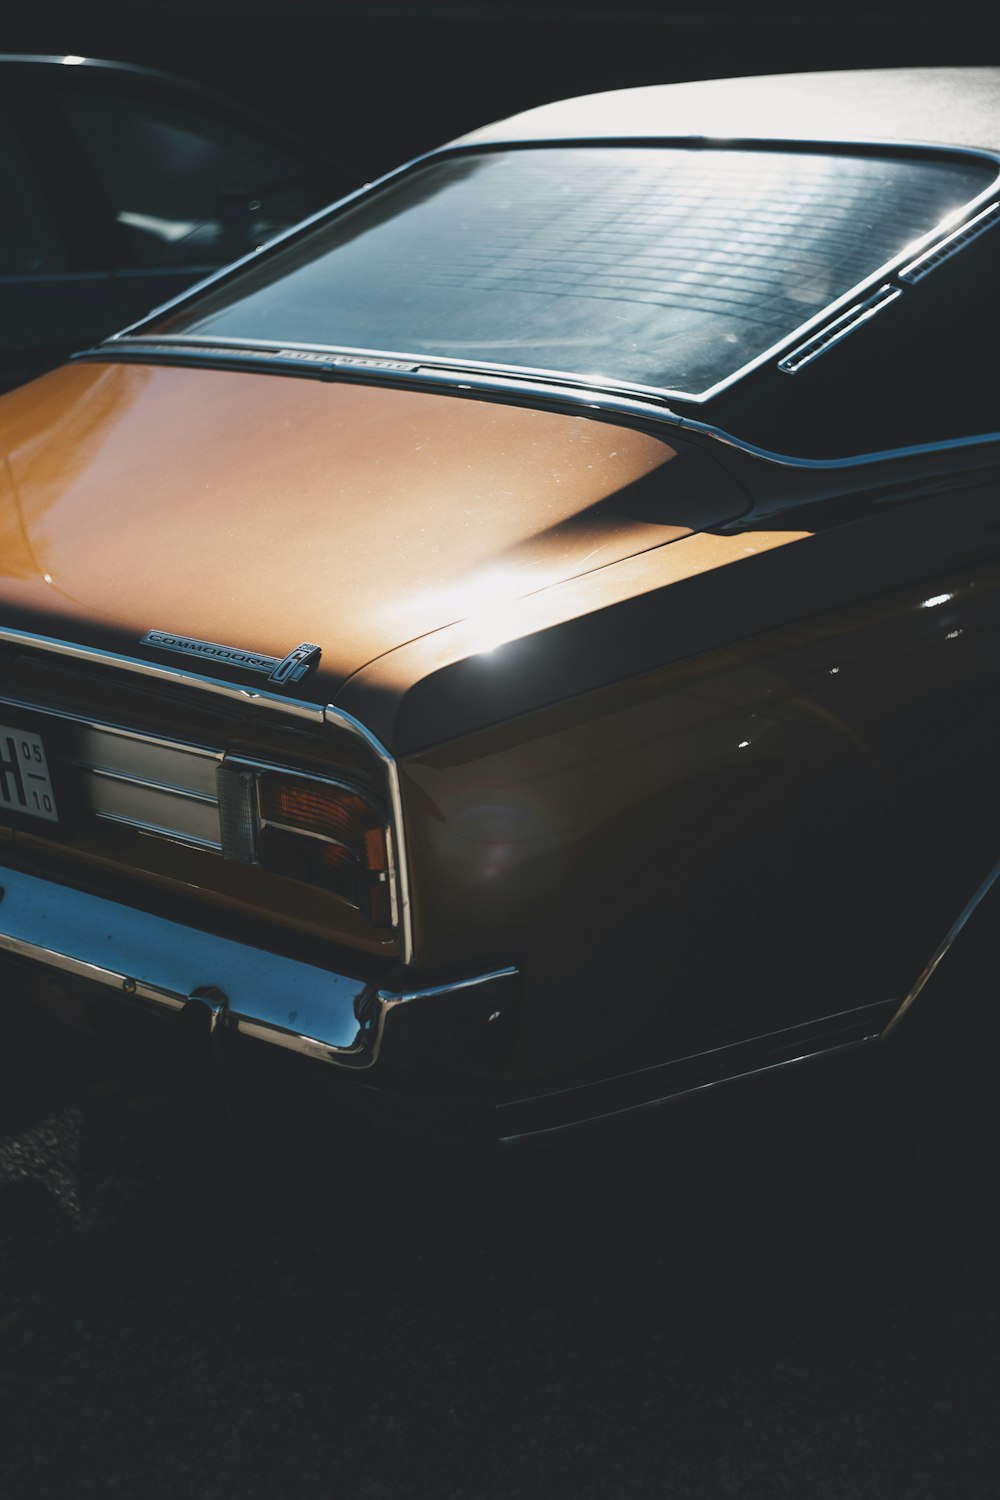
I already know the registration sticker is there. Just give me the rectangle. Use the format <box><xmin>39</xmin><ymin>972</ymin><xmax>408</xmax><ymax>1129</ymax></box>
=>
<box><xmin>0</xmin><ymin>723</ymin><xmax>59</xmax><ymax>822</ymax></box>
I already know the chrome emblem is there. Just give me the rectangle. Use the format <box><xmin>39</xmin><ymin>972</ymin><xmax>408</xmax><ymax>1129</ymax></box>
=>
<box><xmin>142</xmin><ymin>631</ymin><xmax>321</xmax><ymax>685</ymax></box>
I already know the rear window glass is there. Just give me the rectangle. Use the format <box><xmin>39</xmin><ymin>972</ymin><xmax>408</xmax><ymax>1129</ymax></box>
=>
<box><xmin>147</xmin><ymin>145</ymin><xmax>996</xmax><ymax>398</ymax></box>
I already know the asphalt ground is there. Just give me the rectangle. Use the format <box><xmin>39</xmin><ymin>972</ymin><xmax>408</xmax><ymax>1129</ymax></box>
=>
<box><xmin>1</xmin><ymin>996</ymin><xmax>997</xmax><ymax>1499</ymax></box>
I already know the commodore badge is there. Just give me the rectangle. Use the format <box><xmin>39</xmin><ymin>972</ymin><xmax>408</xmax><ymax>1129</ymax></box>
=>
<box><xmin>142</xmin><ymin>631</ymin><xmax>321</xmax><ymax>685</ymax></box>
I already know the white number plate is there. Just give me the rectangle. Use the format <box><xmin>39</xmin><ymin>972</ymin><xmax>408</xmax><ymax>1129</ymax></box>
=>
<box><xmin>0</xmin><ymin>723</ymin><xmax>59</xmax><ymax>822</ymax></box>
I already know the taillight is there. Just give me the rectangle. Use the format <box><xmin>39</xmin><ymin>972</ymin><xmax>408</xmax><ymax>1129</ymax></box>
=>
<box><xmin>217</xmin><ymin>761</ymin><xmax>395</xmax><ymax>926</ymax></box>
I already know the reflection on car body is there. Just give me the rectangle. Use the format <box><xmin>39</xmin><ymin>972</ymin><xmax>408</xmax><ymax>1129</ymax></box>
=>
<box><xmin>1</xmin><ymin>66</ymin><xmax>999</xmax><ymax>1150</ymax></box>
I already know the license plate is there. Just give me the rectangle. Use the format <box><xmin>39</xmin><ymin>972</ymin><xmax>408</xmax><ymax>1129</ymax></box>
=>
<box><xmin>0</xmin><ymin>723</ymin><xmax>59</xmax><ymax>822</ymax></box>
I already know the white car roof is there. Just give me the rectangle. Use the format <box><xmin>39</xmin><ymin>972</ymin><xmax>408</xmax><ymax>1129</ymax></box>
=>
<box><xmin>453</xmin><ymin>67</ymin><xmax>1000</xmax><ymax>155</ymax></box>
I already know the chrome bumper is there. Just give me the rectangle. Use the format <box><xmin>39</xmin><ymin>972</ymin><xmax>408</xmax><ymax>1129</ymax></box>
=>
<box><xmin>0</xmin><ymin>867</ymin><xmax>517</xmax><ymax>1073</ymax></box>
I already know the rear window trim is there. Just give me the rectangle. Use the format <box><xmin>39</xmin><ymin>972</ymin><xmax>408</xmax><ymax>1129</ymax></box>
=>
<box><xmin>103</xmin><ymin>135</ymin><xmax>1000</xmax><ymax>406</ymax></box>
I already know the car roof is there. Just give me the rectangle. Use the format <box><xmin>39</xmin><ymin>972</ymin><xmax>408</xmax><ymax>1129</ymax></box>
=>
<box><xmin>453</xmin><ymin>67</ymin><xmax>1000</xmax><ymax>155</ymax></box>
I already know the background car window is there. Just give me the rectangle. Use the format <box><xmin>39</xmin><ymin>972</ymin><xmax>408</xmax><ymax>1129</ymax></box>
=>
<box><xmin>0</xmin><ymin>112</ymin><xmax>68</xmax><ymax>275</ymax></box>
<box><xmin>58</xmin><ymin>91</ymin><xmax>319</xmax><ymax>269</ymax></box>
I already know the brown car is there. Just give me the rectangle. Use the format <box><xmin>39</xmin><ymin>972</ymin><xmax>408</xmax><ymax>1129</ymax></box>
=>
<box><xmin>2</xmin><ymin>67</ymin><xmax>999</xmax><ymax>1153</ymax></box>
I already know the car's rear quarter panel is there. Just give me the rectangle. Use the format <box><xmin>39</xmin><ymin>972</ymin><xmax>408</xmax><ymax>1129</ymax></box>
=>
<box><xmin>389</xmin><ymin>471</ymin><xmax>1000</xmax><ymax>1088</ymax></box>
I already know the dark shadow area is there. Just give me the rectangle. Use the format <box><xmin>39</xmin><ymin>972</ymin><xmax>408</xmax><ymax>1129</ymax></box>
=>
<box><xmin>2</xmin><ymin>994</ymin><xmax>997</xmax><ymax>1498</ymax></box>
<box><xmin>6</xmin><ymin>3</ymin><xmax>1000</xmax><ymax>179</ymax></box>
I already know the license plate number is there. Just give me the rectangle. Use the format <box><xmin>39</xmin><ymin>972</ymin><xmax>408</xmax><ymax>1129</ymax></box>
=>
<box><xmin>0</xmin><ymin>723</ymin><xmax>59</xmax><ymax>822</ymax></box>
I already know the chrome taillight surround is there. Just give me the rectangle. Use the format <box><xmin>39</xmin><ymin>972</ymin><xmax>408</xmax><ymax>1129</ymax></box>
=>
<box><xmin>0</xmin><ymin>694</ymin><xmax>400</xmax><ymax>931</ymax></box>
<box><xmin>217</xmin><ymin>757</ymin><xmax>399</xmax><ymax>928</ymax></box>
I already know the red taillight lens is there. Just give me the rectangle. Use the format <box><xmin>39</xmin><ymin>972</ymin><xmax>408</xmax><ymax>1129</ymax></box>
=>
<box><xmin>261</xmin><ymin>780</ymin><xmax>371</xmax><ymax>849</ymax></box>
<box><xmin>258</xmin><ymin>775</ymin><xmax>391</xmax><ymax>924</ymax></box>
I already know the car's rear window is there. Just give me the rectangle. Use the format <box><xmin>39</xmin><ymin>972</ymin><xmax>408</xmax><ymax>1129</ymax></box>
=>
<box><xmin>146</xmin><ymin>145</ymin><xmax>996</xmax><ymax>398</ymax></box>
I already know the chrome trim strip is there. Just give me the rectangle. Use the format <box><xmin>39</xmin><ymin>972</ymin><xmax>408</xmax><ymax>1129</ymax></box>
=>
<box><xmin>324</xmin><ymin>704</ymin><xmax>414</xmax><ymax>967</ymax></box>
<box><xmin>674</xmin><ymin>417</ymin><xmax>1000</xmax><ymax>471</ymax></box>
<box><xmin>259</xmin><ymin>817</ymin><xmax>346</xmax><ymax>847</ymax></box>
<box><xmin>223</xmin><ymin>753</ymin><xmax>379</xmax><ymax>803</ymax></box>
<box><xmin>92</xmin><ymin>809</ymin><xmax>222</xmax><ymax>851</ymax></box>
<box><xmin>777</xmin><ymin>285</ymin><xmax>902</xmax><ymax>373</ymax></box>
<box><xmin>85</xmin><ymin>781</ymin><xmax>222</xmax><ymax>847</ymax></box>
<box><xmin>82</xmin><ymin>338</ymin><xmax>684</xmax><ymax>422</ymax></box>
<box><xmin>383</xmin><ymin>824</ymin><xmax>399</xmax><ymax>931</ymax></box>
<box><xmin>499</xmin><ymin>1038</ymin><xmax>876</xmax><ymax>1146</ymax></box>
<box><xmin>99</xmin><ymin>137</ymin><xmax>1000</xmax><ymax>406</ymax></box>
<box><xmin>87</xmin><ymin>333</ymin><xmax>683</xmax><ymax>410</ymax></box>
<box><xmin>899</xmin><ymin>200</ymin><xmax>1000</xmax><ymax>283</ymax></box>
<box><xmin>0</xmin><ymin>694</ymin><xmax>223</xmax><ymax>757</ymax></box>
<box><xmin>73</xmin><ymin>762</ymin><xmax>219</xmax><ymax>805</ymax></box>
<box><xmin>378</xmin><ymin>966</ymin><xmax>519</xmax><ymax>1008</ymax></box>
<box><xmin>498</xmin><ymin>998</ymin><xmax>893</xmax><ymax>1144</ymax></box>
<box><xmin>0</xmin><ymin>628</ymin><xmax>325</xmax><ymax>724</ymax></box>
<box><xmin>881</xmin><ymin>856</ymin><xmax>1000</xmax><ymax>1039</ymax></box>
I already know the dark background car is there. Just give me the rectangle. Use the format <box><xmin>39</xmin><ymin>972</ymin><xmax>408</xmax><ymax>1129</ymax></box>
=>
<box><xmin>0</xmin><ymin>54</ymin><xmax>355</xmax><ymax>391</ymax></box>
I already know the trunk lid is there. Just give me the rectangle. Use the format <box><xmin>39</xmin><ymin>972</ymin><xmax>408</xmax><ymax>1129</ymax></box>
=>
<box><xmin>1</xmin><ymin>361</ymin><xmax>746</xmax><ymax>701</ymax></box>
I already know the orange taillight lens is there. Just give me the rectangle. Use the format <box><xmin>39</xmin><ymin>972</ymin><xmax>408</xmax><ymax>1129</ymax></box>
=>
<box><xmin>261</xmin><ymin>780</ymin><xmax>370</xmax><ymax>848</ymax></box>
<box><xmin>257</xmin><ymin>774</ymin><xmax>392</xmax><ymax>924</ymax></box>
